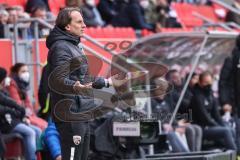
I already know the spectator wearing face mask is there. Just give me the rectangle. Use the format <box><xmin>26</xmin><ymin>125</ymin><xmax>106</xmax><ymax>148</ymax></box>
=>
<box><xmin>190</xmin><ymin>71</ymin><xmax>237</xmax><ymax>151</ymax></box>
<box><xmin>111</xmin><ymin>0</ymin><xmax>155</xmax><ymax>30</ymax></box>
<box><xmin>81</xmin><ymin>0</ymin><xmax>105</xmax><ymax>27</ymax></box>
<box><xmin>0</xmin><ymin>67</ymin><xmax>37</xmax><ymax>160</ymax></box>
<box><xmin>6</xmin><ymin>63</ymin><xmax>47</xmax><ymax>132</ymax></box>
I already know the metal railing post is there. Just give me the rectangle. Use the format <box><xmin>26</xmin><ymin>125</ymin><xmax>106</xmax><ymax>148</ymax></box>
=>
<box><xmin>33</xmin><ymin>21</ymin><xmax>41</xmax><ymax>85</ymax></box>
<box><xmin>13</xmin><ymin>23</ymin><xmax>19</xmax><ymax>64</ymax></box>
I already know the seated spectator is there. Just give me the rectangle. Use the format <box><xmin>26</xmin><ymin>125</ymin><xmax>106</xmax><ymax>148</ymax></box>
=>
<box><xmin>145</xmin><ymin>0</ymin><xmax>181</xmax><ymax>29</ymax></box>
<box><xmin>0</xmin><ymin>67</ymin><xmax>37</xmax><ymax>160</ymax></box>
<box><xmin>4</xmin><ymin>7</ymin><xmax>31</xmax><ymax>39</ymax></box>
<box><xmin>97</xmin><ymin>0</ymin><xmax>120</xmax><ymax>25</ymax></box>
<box><xmin>111</xmin><ymin>0</ymin><xmax>156</xmax><ymax>30</ymax></box>
<box><xmin>81</xmin><ymin>0</ymin><xmax>105</xmax><ymax>27</ymax></box>
<box><xmin>6</xmin><ymin>7</ymin><xmax>18</xmax><ymax>24</ymax></box>
<box><xmin>144</xmin><ymin>0</ymin><xmax>167</xmax><ymax>25</ymax></box>
<box><xmin>13</xmin><ymin>5</ymin><xmax>25</xmax><ymax>18</ymax></box>
<box><xmin>0</xmin><ymin>9</ymin><xmax>9</xmax><ymax>38</ymax></box>
<box><xmin>29</xmin><ymin>6</ymin><xmax>50</xmax><ymax>38</ymax></box>
<box><xmin>226</xmin><ymin>0</ymin><xmax>240</xmax><ymax>25</ymax></box>
<box><xmin>164</xmin><ymin>70</ymin><xmax>202</xmax><ymax>152</ymax></box>
<box><xmin>183</xmin><ymin>72</ymin><xmax>199</xmax><ymax>110</ymax></box>
<box><xmin>26</xmin><ymin>0</ymin><xmax>49</xmax><ymax>13</ymax></box>
<box><xmin>190</xmin><ymin>71</ymin><xmax>237</xmax><ymax>151</ymax></box>
<box><xmin>151</xmin><ymin>85</ymin><xmax>190</xmax><ymax>152</ymax></box>
<box><xmin>6</xmin><ymin>63</ymin><xmax>47</xmax><ymax>131</ymax></box>
<box><xmin>0</xmin><ymin>9</ymin><xmax>9</xmax><ymax>25</ymax></box>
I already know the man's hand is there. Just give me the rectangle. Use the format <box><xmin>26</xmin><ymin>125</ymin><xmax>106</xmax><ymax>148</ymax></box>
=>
<box><xmin>23</xmin><ymin>117</ymin><xmax>31</xmax><ymax>125</ymax></box>
<box><xmin>163</xmin><ymin>124</ymin><xmax>173</xmax><ymax>133</ymax></box>
<box><xmin>73</xmin><ymin>81</ymin><xmax>92</xmax><ymax>94</ymax></box>
<box><xmin>223</xmin><ymin>104</ymin><xmax>232</xmax><ymax>113</ymax></box>
<box><xmin>55</xmin><ymin>155</ymin><xmax>62</xmax><ymax>160</ymax></box>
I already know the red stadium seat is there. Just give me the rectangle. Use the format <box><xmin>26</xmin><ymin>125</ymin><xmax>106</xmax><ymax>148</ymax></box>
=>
<box><xmin>0</xmin><ymin>0</ymin><xmax>7</xmax><ymax>5</ymax></box>
<box><xmin>172</xmin><ymin>3</ymin><xmax>221</xmax><ymax>28</ymax></box>
<box><xmin>197</xmin><ymin>5</ymin><xmax>220</xmax><ymax>23</ymax></box>
<box><xmin>0</xmin><ymin>0</ymin><xmax>27</xmax><ymax>8</ymax></box>
<box><xmin>85</xmin><ymin>27</ymin><xmax>136</xmax><ymax>39</ymax></box>
<box><xmin>3</xmin><ymin>133</ymin><xmax>24</xmax><ymax>159</ymax></box>
<box><xmin>172</xmin><ymin>3</ymin><xmax>202</xmax><ymax>28</ymax></box>
<box><xmin>160</xmin><ymin>28</ymin><xmax>193</xmax><ymax>32</ymax></box>
<box><xmin>102</xmin><ymin>27</ymin><xmax>115</xmax><ymax>38</ymax></box>
<box><xmin>48</xmin><ymin>0</ymin><xmax>66</xmax><ymax>16</ymax></box>
<box><xmin>141</xmin><ymin>29</ymin><xmax>154</xmax><ymax>36</ymax></box>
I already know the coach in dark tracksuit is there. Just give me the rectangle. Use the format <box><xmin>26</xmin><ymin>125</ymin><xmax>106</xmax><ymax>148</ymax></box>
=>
<box><xmin>47</xmin><ymin>7</ymin><xmax>112</xmax><ymax>160</ymax></box>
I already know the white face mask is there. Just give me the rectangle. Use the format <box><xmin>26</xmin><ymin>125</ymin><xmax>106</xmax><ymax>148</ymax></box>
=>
<box><xmin>19</xmin><ymin>72</ymin><xmax>30</xmax><ymax>83</ymax></box>
<box><xmin>86</xmin><ymin>0</ymin><xmax>95</xmax><ymax>7</ymax></box>
<box><xmin>140</xmin><ymin>0</ymin><xmax>149</xmax><ymax>9</ymax></box>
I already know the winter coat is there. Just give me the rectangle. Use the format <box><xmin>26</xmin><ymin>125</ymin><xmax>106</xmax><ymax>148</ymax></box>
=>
<box><xmin>6</xmin><ymin>79</ymin><xmax>47</xmax><ymax>130</ymax></box>
<box><xmin>47</xmin><ymin>26</ymin><xmax>106</xmax><ymax>124</ymax></box>
<box><xmin>190</xmin><ymin>85</ymin><xmax>224</xmax><ymax>127</ymax></box>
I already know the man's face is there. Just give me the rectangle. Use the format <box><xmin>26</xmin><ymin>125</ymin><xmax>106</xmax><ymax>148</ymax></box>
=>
<box><xmin>0</xmin><ymin>13</ymin><xmax>9</xmax><ymax>24</ymax></box>
<box><xmin>33</xmin><ymin>9</ymin><xmax>46</xmax><ymax>19</ymax></box>
<box><xmin>65</xmin><ymin>11</ymin><xmax>86</xmax><ymax>37</ymax></box>
<box><xmin>170</xmin><ymin>72</ymin><xmax>182</xmax><ymax>87</ymax></box>
<box><xmin>199</xmin><ymin>75</ymin><xmax>212</xmax><ymax>88</ymax></box>
<box><xmin>8</xmin><ymin>10</ymin><xmax>18</xmax><ymax>23</ymax></box>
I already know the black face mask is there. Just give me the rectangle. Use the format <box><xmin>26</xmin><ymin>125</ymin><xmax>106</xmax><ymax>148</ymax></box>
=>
<box><xmin>201</xmin><ymin>84</ymin><xmax>212</xmax><ymax>94</ymax></box>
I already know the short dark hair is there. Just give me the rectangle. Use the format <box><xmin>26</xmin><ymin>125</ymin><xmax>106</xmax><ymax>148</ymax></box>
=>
<box><xmin>199</xmin><ymin>71</ymin><xmax>212</xmax><ymax>82</ymax></box>
<box><xmin>55</xmin><ymin>7</ymin><xmax>81</xmax><ymax>31</ymax></box>
<box><xmin>236</xmin><ymin>34</ymin><xmax>240</xmax><ymax>48</ymax></box>
<box><xmin>165</xmin><ymin>69</ymin><xmax>178</xmax><ymax>81</ymax></box>
<box><xmin>10</xmin><ymin>63</ymin><xmax>26</xmax><ymax>75</ymax></box>
<box><xmin>31</xmin><ymin>5</ymin><xmax>46</xmax><ymax>15</ymax></box>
